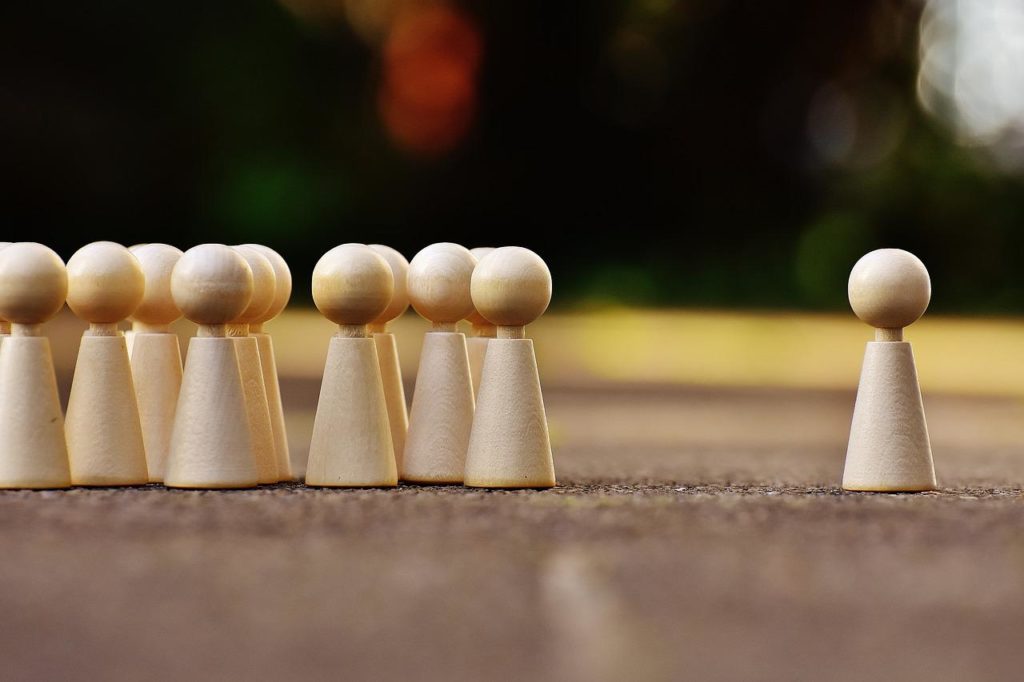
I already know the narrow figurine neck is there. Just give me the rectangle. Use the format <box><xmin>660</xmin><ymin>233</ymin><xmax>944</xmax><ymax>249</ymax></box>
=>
<box><xmin>133</xmin><ymin>322</ymin><xmax>171</xmax><ymax>334</ymax></box>
<box><xmin>199</xmin><ymin>324</ymin><xmax>227</xmax><ymax>338</ymax></box>
<box><xmin>471</xmin><ymin>323</ymin><xmax>497</xmax><ymax>338</ymax></box>
<box><xmin>431</xmin><ymin>322</ymin><xmax>457</xmax><ymax>333</ymax></box>
<box><xmin>12</xmin><ymin>323</ymin><xmax>41</xmax><ymax>337</ymax></box>
<box><xmin>498</xmin><ymin>325</ymin><xmax>526</xmax><ymax>339</ymax></box>
<box><xmin>87</xmin><ymin>323</ymin><xmax>120</xmax><ymax>337</ymax></box>
<box><xmin>875</xmin><ymin>328</ymin><xmax>903</xmax><ymax>342</ymax></box>
<box><xmin>337</xmin><ymin>324</ymin><xmax>367</xmax><ymax>338</ymax></box>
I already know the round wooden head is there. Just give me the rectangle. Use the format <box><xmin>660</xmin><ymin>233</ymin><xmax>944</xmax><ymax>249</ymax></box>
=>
<box><xmin>368</xmin><ymin>244</ymin><xmax>410</xmax><ymax>325</ymax></box>
<box><xmin>0</xmin><ymin>243</ymin><xmax>10</xmax><ymax>326</ymax></box>
<box><xmin>0</xmin><ymin>242</ymin><xmax>69</xmax><ymax>326</ymax></box>
<box><xmin>242</xmin><ymin>244</ymin><xmax>292</xmax><ymax>324</ymax></box>
<box><xmin>407</xmin><ymin>242</ymin><xmax>476</xmax><ymax>324</ymax></box>
<box><xmin>130</xmin><ymin>243</ymin><xmax>184</xmax><ymax>327</ymax></box>
<box><xmin>171</xmin><ymin>244</ymin><xmax>254</xmax><ymax>326</ymax></box>
<box><xmin>848</xmin><ymin>249</ymin><xmax>931</xmax><ymax>329</ymax></box>
<box><xmin>312</xmin><ymin>244</ymin><xmax>394</xmax><ymax>326</ymax></box>
<box><xmin>66</xmin><ymin>241</ymin><xmax>145</xmax><ymax>325</ymax></box>
<box><xmin>471</xmin><ymin>247</ymin><xmax>552</xmax><ymax>327</ymax></box>
<box><xmin>465</xmin><ymin>246</ymin><xmax>495</xmax><ymax>327</ymax></box>
<box><xmin>231</xmin><ymin>246</ymin><xmax>277</xmax><ymax>325</ymax></box>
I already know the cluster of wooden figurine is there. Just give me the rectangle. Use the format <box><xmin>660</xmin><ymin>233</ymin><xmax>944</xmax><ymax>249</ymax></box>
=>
<box><xmin>0</xmin><ymin>241</ymin><xmax>555</xmax><ymax>490</ymax></box>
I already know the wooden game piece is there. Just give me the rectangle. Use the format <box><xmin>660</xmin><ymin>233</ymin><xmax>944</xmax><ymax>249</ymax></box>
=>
<box><xmin>305</xmin><ymin>244</ymin><xmax>397</xmax><ymax>487</ymax></box>
<box><xmin>368</xmin><ymin>244</ymin><xmax>410</xmax><ymax>471</ymax></box>
<box><xmin>402</xmin><ymin>242</ymin><xmax>477</xmax><ymax>483</ymax></box>
<box><xmin>843</xmin><ymin>248</ymin><xmax>936</xmax><ymax>492</ymax></box>
<box><xmin>64</xmin><ymin>241</ymin><xmax>149</xmax><ymax>486</ymax></box>
<box><xmin>466</xmin><ymin>246</ymin><xmax>496</xmax><ymax>399</ymax></box>
<box><xmin>464</xmin><ymin>246</ymin><xmax>556</xmax><ymax>488</ymax></box>
<box><xmin>0</xmin><ymin>243</ymin><xmax>72</xmax><ymax>489</ymax></box>
<box><xmin>128</xmin><ymin>244</ymin><xmax>184</xmax><ymax>483</ymax></box>
<box><xmin>242</xmin><ymin>244</ymin><xmax>294</xmax><ymax>482</ymax></box>
<box><xmin>164</xmin><ymin>244</ymin><xmax>258</xmax><ymax>489</ymax></box>
<box><xmin>229</xmin><ymin>245</ymin><xmax>279</xmax><ymax>485</ymax></box>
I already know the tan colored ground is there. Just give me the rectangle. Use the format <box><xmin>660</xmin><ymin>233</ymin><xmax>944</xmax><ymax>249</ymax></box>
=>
<box><xmin>2</xmin><ymin>381</ymin><xmax>1024</xmax><ymax>681</ymax></box>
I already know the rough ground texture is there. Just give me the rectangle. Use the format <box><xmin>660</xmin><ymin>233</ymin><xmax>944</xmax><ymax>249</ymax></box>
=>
<box><xmin>3</xmin><ymin>385</ymin><xmax>1024</xmax><ymax>681</ymax></box>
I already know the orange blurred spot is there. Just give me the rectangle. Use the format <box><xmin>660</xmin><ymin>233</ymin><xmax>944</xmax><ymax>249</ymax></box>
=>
<box><xmin>379</xmin><ymin>5</ymin><xmax>483</xmax><ymax>156</ymax></box>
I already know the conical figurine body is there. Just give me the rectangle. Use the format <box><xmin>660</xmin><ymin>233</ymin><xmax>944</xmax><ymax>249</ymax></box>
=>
<box><xmin>0</xmin><ymin>243</ymin><xmax>10</xmax><ymax>347</ymax></box>
<box><xmin>243</xmin><ymin>244</ymin><xmax>294</xmax><ymax>481</ymax></box>
<box><xmin>402</xmin><ymin>243</ymin><xmax>477</xmax><ymax>484</ymax></box>
<box><xmin>129</xmin><ymin>244</ymin><xmax>184</xmax><ymax>482</ymax></box>
<box><xmin>464</xmin><ymin>246</ymin><xmax>556</xmax><ymax>488</ymax></box>
<box><xmin>65</xmin><ymin>242</ymin><xmax>149</xmax><ymax>486</ymax></box>
<box><xmin>305</xmin><ymin>244</ymin><xmax>397</xmax><ymax>487</ymax></box>
<box><xmin>368</xmin><ymin>244</ymin><xmax>410</xmax><ymax>472</ymax></box>
<box><xmin>229</xmin><ymin>246</ymin><xmax>279</xmax><ymax>484</ymax></box>
<box><xmin>164</xmin><ymin>244</ymin><xmax>258</xmax><ymax>489</ymax></box>
<box><xmin>466</xmin><ymin>247</ymin><xmax>496</xmax><ymax>400</ymax></box>
<box><xmin>843</xmin><ymin>248</ymin><xmax>936</xmax><ymax>492</ymax></box>
<box><xmin>0</xmin><ymin>243</ymin><xmax>72</xmax><ymax>489</ymax></box>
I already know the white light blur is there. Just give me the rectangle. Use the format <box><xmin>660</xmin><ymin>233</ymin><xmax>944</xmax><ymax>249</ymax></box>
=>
<box><xmin>918</xmin><ymin>0</ymin><xmax>1024</xmax><ymax>168</ymax></box>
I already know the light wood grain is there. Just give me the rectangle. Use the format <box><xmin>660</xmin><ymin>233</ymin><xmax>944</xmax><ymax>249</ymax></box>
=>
<box><xmin>306</xmin><ymin>336</ymin><xmax>397</xmax><ymax>487</ymax></box>
<box><xmin>403</xmin><ymin>331</ymin><xmax>475</xmax><ymax>483</ymax></box>
<box><xmin>131</xmin><ymin>333</ymin><xmax>182</xmax><ymax>482</ymax></box>
<box><xmin>374</xmin><ymin>331</ymin><xmax>408</xmax><ymax>472</ymax></box>
<box><xmin>464</xmin><ymin>338</ymin><xmax>555</xmax><ymax>488</ymax></box>
<box><xmin>254</xmin><ymin>332</ymin><xmax>293</xmax><ymax>481</ymax></box>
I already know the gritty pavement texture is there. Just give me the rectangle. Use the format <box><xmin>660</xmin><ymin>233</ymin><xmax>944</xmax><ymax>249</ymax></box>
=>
<box><xmin>3</xmin><ymin>385</ymin><xmax>1024</xmax><ymax>681</ymax></box>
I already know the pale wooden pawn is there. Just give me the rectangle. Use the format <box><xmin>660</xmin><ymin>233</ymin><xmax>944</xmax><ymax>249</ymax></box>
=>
<box><xmin>165</xmin><ymin>244</ymin><xmax>258</xmax><ymax>489</ymax></box>
<box><xmin>0</xmin><ymin>243</ymin><xmax>72</xmax><ymax>488</ymax></box>
<box><xmin>843</xmin><ymin>248</ymin><xmax>936</xmax><ymax>492</ymax></box>
<box><xmin>464</xmin><ymin>246</ymin><xmax>556</xmax><ymax>488</ymax></box>
<box><xmin>403</xmin><ymin>242</ymin><xmax>477</xmax><ymax>484</ymax></box>
<box><xmin>368</xmin><ymin>244</ymin><xmax>410</xmax><ymax>472</ymax></box>
<box><xmin>466</xmin><ymin>246</ymin><xmax>497</xmax><ymax>399</ymax></box>
<box><xmin>242</xmin><ymin>244</ymin><xmax>294</xmax><ymax>481</ymax></box>
<box><xmin>65</xmin><ymin>241</ymin><xmax>149</xmax><ymax>486</ymax></box>
<box><xmin>230</xmin><ymin>245</ymin><xmax>279</xmax><ymax>484</ymax></box>
<box><xmin>306</xmin><ymin>244</ymin><xmax>397</xmax><ymax>487</ymax></box>
<box><xmin>129</xmin><ymin>244</ymin><xmax>184</xmax><ymax>482</ymax></box>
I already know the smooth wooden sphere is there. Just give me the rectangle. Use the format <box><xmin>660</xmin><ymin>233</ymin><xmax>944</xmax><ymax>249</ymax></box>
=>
<box><xmin>231</xmin><ymin>245</ymin><xmax>277</xmax><ymax>324</ymax></box>
<box><xmin>171</xmin><ymin>244</ymin><xmax>254</xmax><ymax>325</ymax></box>
<box><xmin>471</xmin><ymin>246</ymin><xmax>552</xmax><ymax>327</ymax></box>
<box><xmin>243</xmin><ymin>244</ymin><xmax>292</xmax><ymax>323</ymax></box>
<box><xmin>66</xmin><ymin>241</ymin><xmax>145</xmax><ymax>324</ymax></box>
<box><xmin>848</xmin><ymin>248</ymin><xmax>931</xmax><ymax>329</ymax></box>
<box><xmin>312</xmin><ymin>244</ymin><xmax>394</xmax><ymax>326</ymax></box>
<box><xmin>407</xmin><ymin>242</ymin><xmax>476</xmax><ymax>324</ymax></box>
<box><xmin>130</xmin><ymin>243</ymin><xmax>183</xmax><ymax>326</ymax></box>
<box><xmin>465</xmin><ymin>246</ymin><xmax>495</xmax><ymax>326</ymax></box>
<box><xmin>0</xmin><ymin>242</ymin><xmax>69</xmax><ymax>325</ymax></box>
<box><xmin>368</xmin><ymin>244</ymin><xmax>410</xmax><ymax>323</ymax></box>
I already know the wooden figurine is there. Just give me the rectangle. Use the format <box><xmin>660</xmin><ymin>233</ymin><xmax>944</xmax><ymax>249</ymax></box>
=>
<box><xmin>305</xmin><ymin>244</ymin><xmax>397</xmax><ymax>487</ymax></box>
<box><xmin>466</xmin><ymin>246</ymin><xmax>496</xmax><ymax>399</ymax></box>
<box><xmin>164</xmin><ymin>244</ymin><xmax>259</xmax><ymax>489</ymax></box>
<box><xmin>129</xmin><ymin>243</ymin><xmax>184</xmax><ymax>483</ymax></box>
<box><xmin>242</xmin><ymin>244</ymin><xmax>294</xmax><ymax>482</ymax></box>
<box><xmin>368</xmin><ymin>244</ymin><xmax>410</xmax><ymax>472</ymax></box>
<box><xmin>0</xmin><ymin>243</ymin><xmax>72</xmax><ymax>489</ymax></box>
<box><xmin>464</xmin><ymin>246</ymin><xmax>556</xmax><ymax>488</ymax></box>
<box><xmin>403</xmin><ymin>243</ymin><xmax>477</xmax><ymax>484</ymax></box>
<box><xmin>843</xmin><ymin>248</ymin><xmax>936</xmax><ymax>492</ymax></box>
<box><xmin>229</xmin><ymin>245</ymin><xmax>280</xmax><ymax>484</ymax></box>
<box><xmin>65</xmin><ymin>241</ymin><xmax>149</xmax><ymax>486</ymax></box>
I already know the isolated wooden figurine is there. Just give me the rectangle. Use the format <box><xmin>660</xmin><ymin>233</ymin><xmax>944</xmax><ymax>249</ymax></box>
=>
<box><xmin>243</xmin><ymin>243</ymin><xmax>294</xmax><ymax>481</ymax></box>
<box><xmin>65</xmin><ymin>241</ymin><xmax>150</xmax><ymax>486</ymax></box>
<box><xmin>229</xmin><ymin>245</ymin><xmax>279</xmax><ymax>484</ymax></box>
<box><xmin>843</xmin><ymin>248</ymin><xmax>936</xmax><ymax>492</ymax></box>
<box><xmin>466</xmin><ymin>246</ymin><xmax>497</xmax><ymax>399</ymax></box>
<box><xmin>368</xmin><ymin>244</ymin><xmax>410</xmax><ymax>471</ymax></box>
<box><xmin>129</xmin><ymin>243</ymin><xmax>184</xmax><ymax>482</ymax></box>
<box><xmin>0</xmin><ymin>243</ymin><xmax>72</xmax><ymax>489</ymax></box>
<box><xmin>164</xmin><ymin>244</ymin><xmax>259</xmax><ymax>489</ymax></box>
<box><xmin>306</xmin><ymin>244</ymin><xmax>397</xmax><ymax>487</ymax></box>
<box><xmin>402</xmin><ymin>243</ymin><xmax>477</xmax><ymax>483</ymax></box>
<box><xmin>464</xmin><ymin>246</ymin><xmax>556</xmax><ymax>488</ymax></box>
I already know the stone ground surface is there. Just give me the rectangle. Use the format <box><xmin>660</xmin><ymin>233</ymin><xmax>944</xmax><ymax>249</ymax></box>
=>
<box><xmin>3</xmin><ymin>384</ymin><xmax>1024</xmax><ymax>681</ymax></box>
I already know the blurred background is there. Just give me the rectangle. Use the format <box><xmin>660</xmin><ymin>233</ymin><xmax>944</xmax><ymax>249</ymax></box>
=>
<box><xmin>4</xmin><ymin>0</ymin><xmax>1024</xmax><ymax>312</ymax></box>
